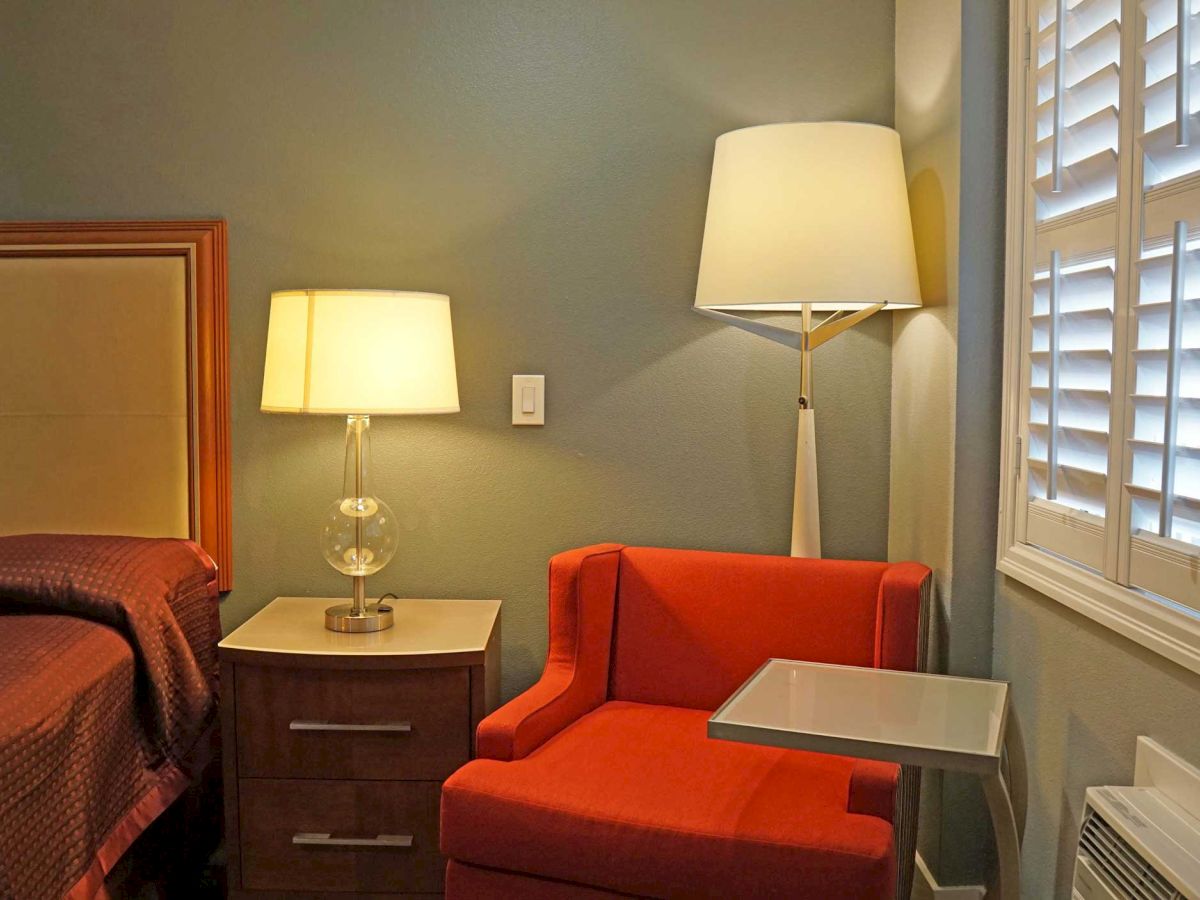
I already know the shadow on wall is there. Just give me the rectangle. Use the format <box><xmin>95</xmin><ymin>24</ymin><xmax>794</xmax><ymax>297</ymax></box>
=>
<box><xmin>1051</xmin><ymin>713</ymin><xmax>1126</xmax><ymax>896</ymax></box>
<box><xmin>908</xmin><ymin>167</ymin><xmax>949</xmax><ymax>307</ymax></box>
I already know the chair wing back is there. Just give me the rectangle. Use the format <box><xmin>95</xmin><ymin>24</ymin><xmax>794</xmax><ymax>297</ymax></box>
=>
<box><xmin>608</xmin><ymin>547</ymin><xmax>929</xmax><ymax>711</ymax></box>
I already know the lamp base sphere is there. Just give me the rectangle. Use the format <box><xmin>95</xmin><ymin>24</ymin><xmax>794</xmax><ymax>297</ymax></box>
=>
<box><xmin>324</xmin><ymin>602</ymin><xmax>394</xmax><ymax>633</ymax></box>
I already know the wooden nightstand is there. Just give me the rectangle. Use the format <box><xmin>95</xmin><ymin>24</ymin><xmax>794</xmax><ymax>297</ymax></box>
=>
<box><xmin>218</xmin><ymin>597</ymin><xmax>500</xmax><ymax>898</ymax></box>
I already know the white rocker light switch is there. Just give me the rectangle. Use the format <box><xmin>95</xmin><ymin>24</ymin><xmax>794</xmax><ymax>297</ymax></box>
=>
<box><xmin>512</xmin><ymin>375</ymin><xmax>545</xmax><ymax>425</ymax></box>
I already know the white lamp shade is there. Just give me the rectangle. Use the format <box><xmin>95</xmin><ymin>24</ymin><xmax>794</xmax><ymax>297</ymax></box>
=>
<box><xmin>694</xmin><ymin>122</ymin><xmax>921</xmax><ymax>312</ymax></box>
<box><xmin>261</xmin><ymin>289</ymin><xmax>460</xmax><ymax>415</ymax></box>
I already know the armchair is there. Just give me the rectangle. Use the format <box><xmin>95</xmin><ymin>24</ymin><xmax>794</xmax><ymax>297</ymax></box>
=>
<box><xmin>441</xmin><ymin>545</ymin><xmax>931</xmax><ymax>899</ymax></box>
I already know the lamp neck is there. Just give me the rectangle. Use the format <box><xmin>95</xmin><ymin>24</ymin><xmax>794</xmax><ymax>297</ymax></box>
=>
<box><xmin>342</xmin><ymin>414</ymin><xmax>372</xmax><ymax>500</ymax></box>
<box><xmin>799</xmin><ymin>305</ymin><xmax>814</xmax><ymax>410</ymax></box>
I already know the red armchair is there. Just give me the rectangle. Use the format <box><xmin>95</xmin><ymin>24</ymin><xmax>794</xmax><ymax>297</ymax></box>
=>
<box><xmin>441</xmin><ymin>545</ymin><xmax>931</xmax><ymax>899</ymax></box>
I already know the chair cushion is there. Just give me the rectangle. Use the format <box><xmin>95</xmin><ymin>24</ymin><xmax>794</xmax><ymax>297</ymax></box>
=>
<box><xmin>442</xmin><ymin>701</ymin><xmax>895</xmax><ymax>899</ymax></box>
<box><xmin>610</xmin><ymin>547</ymin><xmax>888</xmax><ymax>710</ymax></box>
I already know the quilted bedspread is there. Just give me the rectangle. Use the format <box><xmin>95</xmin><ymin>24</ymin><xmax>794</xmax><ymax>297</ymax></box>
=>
<box><xmin>0</xmin><ymin>534</ymin><xmax>221</xmax><ymax>900</ymax></box>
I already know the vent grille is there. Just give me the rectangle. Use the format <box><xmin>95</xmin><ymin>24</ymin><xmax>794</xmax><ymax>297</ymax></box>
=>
<box><xmin>1079</xmin><ymin>807</ymin><xmax>1182</xmax><ymax>900</ymax></box>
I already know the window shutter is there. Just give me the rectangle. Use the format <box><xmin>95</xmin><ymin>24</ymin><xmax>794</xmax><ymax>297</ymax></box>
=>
<box><xmin>1022</xmin><ymin>0</ymin><xmax>1125</xmax><ymax>569</ymax></box>
<box><xmin>1123</xmin><ymin>0</ymin><xmax>1200</xmax><ymax>609</ymax></box>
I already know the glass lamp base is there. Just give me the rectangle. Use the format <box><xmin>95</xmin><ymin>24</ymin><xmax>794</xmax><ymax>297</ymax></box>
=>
<box><xmin>324</xmin><ymin>602</ymin><xmax>394</xmax><ymax>633</ymax></box>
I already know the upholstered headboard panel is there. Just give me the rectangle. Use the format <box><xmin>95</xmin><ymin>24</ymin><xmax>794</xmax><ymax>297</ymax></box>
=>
<box><xmin>0</xmin><ymin>221</ymin><xmax>232</xmax><ymax>589</ymax></box>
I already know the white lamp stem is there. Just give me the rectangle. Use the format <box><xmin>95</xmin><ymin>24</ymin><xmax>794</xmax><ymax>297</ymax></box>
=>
<box><xmin>791</xmin><ymin>408</ymin><xmax>821</xmax><ymax>557</ymax></box>
<box><xmin>792</xmin><ymin>305</ymin><xmax>821</xmax><ymax>558</ymax></box>
<box><xmin>350</xmin><ymin>414</ymin><xmax>369</xmax><ymax>616</ymax></box>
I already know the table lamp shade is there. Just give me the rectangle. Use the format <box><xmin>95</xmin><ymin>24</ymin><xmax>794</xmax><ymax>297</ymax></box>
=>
<box><xmin>694</xmin><ymin>122</ymin><xmax>921</xmax><ymax>312</ymax></box>
<box><xmin>261</xmin><ymin>289</ymin><xmax>460</xmax><ymax>415</ymax></box>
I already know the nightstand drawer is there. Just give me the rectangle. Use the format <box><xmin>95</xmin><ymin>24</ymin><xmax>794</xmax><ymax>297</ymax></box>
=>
<box><xmin>235</xmin><ymin>664</ymin><xmax>470</xmax><ymax>780</ymax></box>
<box><xmin>239</xmin><ymin>778</ymin><xmax>443</xmax><ymax>893</ymax></box>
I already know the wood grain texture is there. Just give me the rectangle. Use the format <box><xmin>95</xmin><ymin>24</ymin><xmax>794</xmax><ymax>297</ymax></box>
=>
<box><xmin>235</xmin><ymin>664</ymin><xmax>470</xmax><ymax>780</ymax></box>
<box><xmin>220</xmin><ymin>658</ymin><xmax>243</xmax><ymax>892</ymax></box>
<box><xmin>238</xmin><ymin>778</ymin><xmax>444</xmax><ymax>894</ymax></box>
<box><xmin>0</xmin><ymin>220</ymin><xmax>232</xmax><ymax>589</ymax></box>
<box><xmin>219</xmin><ymin>600</ymin><xmax>499</xmax><ymax>895</ymax></box>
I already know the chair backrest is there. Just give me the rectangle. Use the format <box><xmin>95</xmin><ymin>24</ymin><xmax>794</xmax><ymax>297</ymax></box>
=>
<box><xmin>607</xmin><ymin>546</ymin><xmax>913</xmax><ymax>710</ymax></box>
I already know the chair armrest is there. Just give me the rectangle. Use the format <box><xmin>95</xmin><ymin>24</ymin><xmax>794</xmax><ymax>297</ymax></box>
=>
<box><xmin>476</xmin><ymin>544</ymin><xmax>623</xmax><ymax>761</ymax></box>
<box><xmin>874</xmin><ymin>562</ymin><xmax>932</xmax><ymax>672</ymax></box>
<box><xmin>847</xmin><ymin>758</ymin><xmax>899</xmax><ymax>823</ymax></box>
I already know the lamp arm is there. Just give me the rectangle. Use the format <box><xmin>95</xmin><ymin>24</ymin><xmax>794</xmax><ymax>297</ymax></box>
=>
<box><xmin>692</xmin><ymin>307</ymin><xmax>804</xmax><ymax>350</ymax></box>
<box><xmin>807</xmin><ymin>303</ymin><xmax>885</xmax><ymax>349</ymax></box>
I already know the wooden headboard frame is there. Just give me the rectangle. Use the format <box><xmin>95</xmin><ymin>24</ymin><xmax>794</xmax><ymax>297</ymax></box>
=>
<box><xmin>0</xmin><ymin>220</ymin><xmax>233</xmax><ymax>590</ymax></box>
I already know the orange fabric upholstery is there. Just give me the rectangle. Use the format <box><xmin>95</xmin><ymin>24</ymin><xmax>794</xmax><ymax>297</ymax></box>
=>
<box><xmin>444</xmin><ymin>545</ymin><xmax>931</xmax><ymax>899</ymax></box>
<box><xmin>874</xmin><ymin>561</ymin><xmax>930</xmax><ymax>671</ymax></box>
<box><xmin>477</xmin><ymin>544</ymin><xmax>621</xmax><ymax>761</ymax></box>
<box><xmin>848</xmin><ymin>758</ymin><xmax>902</xmax><ymax>823</ymax></box>
<box><xmin>446</xmin><ymin>861</ymin><xmax>634</xmax><ymax>898</ymax></box>
<box><xmin>444</xmin><ymin>702</ymin><xmax>895</xmax><ymax>899</ymax></box>
<box><xmin>610</xmin><ymin>547</ymin><xmax>890</xmax><ymax>709</ymax></box>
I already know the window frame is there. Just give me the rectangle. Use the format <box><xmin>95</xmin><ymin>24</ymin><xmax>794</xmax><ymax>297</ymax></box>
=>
<box><xmin>998</xmin><ymin>0</ymin><xmax>1200</xmax><ymax>676</ymax></box>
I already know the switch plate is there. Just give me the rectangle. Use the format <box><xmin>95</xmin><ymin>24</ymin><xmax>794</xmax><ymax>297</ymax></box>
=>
<box><xmin>512</xmin><ymin>374</ymin><xmax>545</xmax><ymax>425</ymax></box>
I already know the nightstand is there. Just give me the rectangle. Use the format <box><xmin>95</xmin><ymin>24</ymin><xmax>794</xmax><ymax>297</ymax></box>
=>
<box><xmin>218</xmin><ymin>596</ymin><xmax>501</xmax><ymax>899</ymax></box>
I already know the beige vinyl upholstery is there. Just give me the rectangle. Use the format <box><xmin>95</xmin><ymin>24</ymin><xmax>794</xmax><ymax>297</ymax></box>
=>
<box><xmin>0</xmin><ymin>255</ymin><xmax>190</xmax><ymax>538</ymax></box>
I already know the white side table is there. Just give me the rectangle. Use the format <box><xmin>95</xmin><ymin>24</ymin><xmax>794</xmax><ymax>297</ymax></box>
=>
<box><xmin>708</xmin><ymin>659</ymin><xmax>1020</xmax><ymax>900</ymax></box>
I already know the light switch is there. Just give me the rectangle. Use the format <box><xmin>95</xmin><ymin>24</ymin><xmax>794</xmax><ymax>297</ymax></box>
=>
<box><xmin>512</xmin><ymin>374</ymin><xmax>545</xmax><ymax>425</ymax></box>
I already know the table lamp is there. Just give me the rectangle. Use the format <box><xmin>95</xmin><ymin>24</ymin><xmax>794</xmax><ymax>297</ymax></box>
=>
<box><xmin>694</xmin><ymin>121</ymin><xmax>921</xmax><ymax>558</ymax></box>
<box><xmin>261</xmin><ymin>289</ymin><xmax>460</xmax><ymax>632</ymax></box>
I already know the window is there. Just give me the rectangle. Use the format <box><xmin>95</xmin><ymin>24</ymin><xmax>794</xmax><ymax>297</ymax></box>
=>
<box><xmin>1001</xmin><ymin>0</ymin><xmax>1200</xmax><ymax>673</ymax></box>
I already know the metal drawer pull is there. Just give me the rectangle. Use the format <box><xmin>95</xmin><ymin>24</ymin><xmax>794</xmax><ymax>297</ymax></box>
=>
<box><xmin>292</xmin><ymin>832</ymin><xmax>413</xmax><ymax>848</ymax></box>
<box><xmin>288</xmin><ymin>720</ymin><xmax>411</xmax><ymax>733</ymax></box>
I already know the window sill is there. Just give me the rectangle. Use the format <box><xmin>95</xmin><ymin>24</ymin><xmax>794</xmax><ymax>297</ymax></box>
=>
<box><xmin>997</xmin><ymin>542</ymin><xmax>1200</xmax><ymax>677</ymax></box>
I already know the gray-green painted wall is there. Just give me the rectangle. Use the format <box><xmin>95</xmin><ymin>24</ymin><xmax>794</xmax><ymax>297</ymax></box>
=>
<box><xmin>0</xmin><ymin>0</ymin><xmax>897</xmax><ymax>698</ymax></box>
<box><xmin>994</xmin><ymin>580</ymin><xmax>1200</xmax><ymax>898</ymax></box>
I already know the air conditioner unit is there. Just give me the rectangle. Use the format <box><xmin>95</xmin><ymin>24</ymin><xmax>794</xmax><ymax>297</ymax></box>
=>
<box><xmin>1073</xmin><ymin>738</ymin><xmax>1200</xmax><ymax>900</ymax></box>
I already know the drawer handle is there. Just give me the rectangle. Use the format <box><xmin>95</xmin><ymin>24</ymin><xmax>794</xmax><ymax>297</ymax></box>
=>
<box><xmin>292</xmin><ymin>832</ymin><xmax>413</xmax><ymax>848</ymax></box>
<box><xmin>288</xmin><ymin>720</ymin><xmax>412</xmax><ymax>733</ymax></box>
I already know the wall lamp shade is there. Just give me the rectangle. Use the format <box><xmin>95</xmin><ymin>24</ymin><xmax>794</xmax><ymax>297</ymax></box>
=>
<box><xmin>261</xmin><ymin>289</ymin><xmax>460</xmax><ymax>415</ymax></box>
<box><xmin>694</xmin><ymin>122</ymin><xmax>921</xmax><ymax>312</ymax></box>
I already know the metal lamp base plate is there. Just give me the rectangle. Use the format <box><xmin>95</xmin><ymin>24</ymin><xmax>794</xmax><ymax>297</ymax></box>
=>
<box><xmin>324</xmin><ymin>602</ymin><xmax>394</xmax><ymax>633</ymax></box>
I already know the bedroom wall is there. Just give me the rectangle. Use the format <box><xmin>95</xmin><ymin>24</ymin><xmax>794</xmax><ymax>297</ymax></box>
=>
<box><xmin>892</xmin><ymin>0</ymin><xmax>960</xmax><ymax>883</ymax></box>
<box><xmin>993</xmin><ymin>579</ymin><xmax>1200</xmax><ymax>897</ymax></box>
<box><xmin>0</xmin><ymin>0</ymin><xmax>897</xmax><ymax>697</ymax></box>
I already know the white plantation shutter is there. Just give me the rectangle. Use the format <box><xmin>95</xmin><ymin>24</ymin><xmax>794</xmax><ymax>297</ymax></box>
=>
<box><xmin>1124</xmin><ymin>0</ymin><xmax>1200</xmax><ymax>609</ymax></box>
<box><xmin>1011</xmin><ymin>0</ymin><xmax>1200</xmax><ymax>614</ymax></box>
<box><xmin>1021</xmin><ymin>0</ymin><xmax>1123</xmax><ymax>570</ymax></box>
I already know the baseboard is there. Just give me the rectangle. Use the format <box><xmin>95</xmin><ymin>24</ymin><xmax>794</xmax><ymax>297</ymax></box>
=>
<box><xmin>911</xmin><ymin>852</ymin><xmax>987</xmax><ymax>900</ymax></box>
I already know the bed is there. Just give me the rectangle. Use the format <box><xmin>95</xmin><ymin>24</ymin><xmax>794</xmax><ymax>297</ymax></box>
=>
<box><xmin>0</xmin><ymin>534</ymin><xmax>221</xmax><ymax>899</ymax></box>
<box><xmin>0</xmin><ymin>220</ymin><xmax>231</xmax><ymax>899</ymax></box>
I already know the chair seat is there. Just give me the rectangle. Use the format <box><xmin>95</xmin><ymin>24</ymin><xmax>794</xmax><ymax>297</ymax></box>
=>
<box><xmin>441</xmin><ymin>701</ymin><xmax>895</xmax><ymax>899</ymax></box>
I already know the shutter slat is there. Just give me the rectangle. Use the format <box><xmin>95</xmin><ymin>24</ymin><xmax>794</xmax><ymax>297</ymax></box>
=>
<box><xmin>1142</xmin><ymin>14</ymin><xmax>1200</xmax><ymax>85</ymax></box>
<box><xmin>1142</xmin><ymin>62</ymin><xmax>1200</xmax><ymax>133</ymax></box>
<box><xmin>1038</xmin><ymin>19</ymin><xmax>1122</xmax><ymax>88</ymax></box>
<box><xmin>1040</xmin><ymin>0</ymin><xmax>1121</xmax><ymax>42</ymax></box>
<box><xmin>1141</xmin><ymin>113</ymin><xmax>1200</xmax><ymax>184</ymax></box>
<box><xmin>1038</xmin><ymin>63</ymin><xmax>1121</xmax><ymax>138</ymax></box>
<box><xmin>1037</xmin><ymin>105</ymin><xmax>1120</xmax><ymax>176</ymax></box>
<box><xmin>1033</xmin><ymin>148</ymin><xmax>1119</xmax><ymax>218</ymax></box>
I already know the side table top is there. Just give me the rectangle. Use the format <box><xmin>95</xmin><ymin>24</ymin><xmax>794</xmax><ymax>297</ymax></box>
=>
<box><xmin>708</xmin><ymin>658</ymin><xmax>1009</xmax><ymax>774</ymax></box>
<box><xmin>219</xmin><ymin>597</ymin><xmax>501</xmax><ymax>661</ymax></box>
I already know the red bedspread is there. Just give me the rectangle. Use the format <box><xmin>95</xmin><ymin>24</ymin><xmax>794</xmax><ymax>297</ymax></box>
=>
<box><xmin>0</xmin><ymin>534</ymin><xmax>221</xmax><ymax>900</ymax></box>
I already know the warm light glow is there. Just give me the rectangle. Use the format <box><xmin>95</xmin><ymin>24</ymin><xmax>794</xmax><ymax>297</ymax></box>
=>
<box><xmin>261</xmin><ymin>289</ymin><xmax>460</xmax><ymax>414</ymax></box>
<box><xmin>694</xmin><ymin>122</ymin><xmax>922</xmax><ymax>311</ymax></box>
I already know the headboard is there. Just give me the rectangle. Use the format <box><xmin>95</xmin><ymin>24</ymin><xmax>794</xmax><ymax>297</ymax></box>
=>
<box><xmin>0</xmin><ymin>221</ymin><xmax>232</xmax><ymax>590</ymax></box>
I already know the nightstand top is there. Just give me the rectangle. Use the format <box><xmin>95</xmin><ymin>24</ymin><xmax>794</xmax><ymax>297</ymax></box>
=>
<box><xmin>219</xmin><ymin>597</ymin><xmax>501</xmax><ymax>662</ymax></box>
